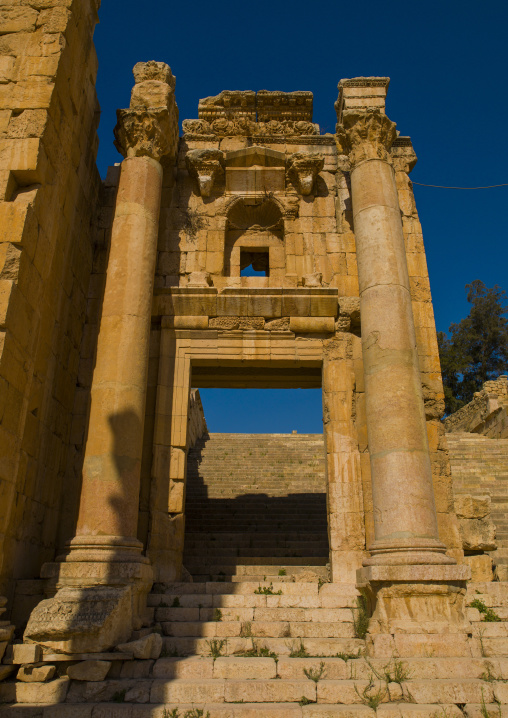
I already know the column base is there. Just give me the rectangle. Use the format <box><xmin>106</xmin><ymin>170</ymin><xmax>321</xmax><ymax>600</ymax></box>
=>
<box><xmin>363</xmin><ymin>537</ymin><xmax>456</xmax><ymax>566</ymax></box>
<box><xmin>357</xmin><ymin>564</ymin><xmax>472</xmax><ymax>658</ymax></box>
<box><xmin>24</xmin><ymin>536</ymin><xmax>153</xmax><ymax>654</ymax></box>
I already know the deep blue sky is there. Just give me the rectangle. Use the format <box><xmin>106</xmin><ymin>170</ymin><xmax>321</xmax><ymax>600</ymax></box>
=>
<box><xmin>93</xmin><ymin>0</ymin><xmax>508</xmax><ymax>433</ymax></box>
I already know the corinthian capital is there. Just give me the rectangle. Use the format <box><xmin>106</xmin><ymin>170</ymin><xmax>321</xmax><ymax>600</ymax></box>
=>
<box><xmin>114</xmin><ymin>108</ymin><xmax>178</xmax><ymax>163</ymax></box>
<box><xmin>336</xmin><ymin>110</ymin><xmax>397</xmax><ymax>167</ymax></box>
<box><xmin>113</xmin><ymin>61</ymin><xmax>179</xmax><ymax>164</ymax></box>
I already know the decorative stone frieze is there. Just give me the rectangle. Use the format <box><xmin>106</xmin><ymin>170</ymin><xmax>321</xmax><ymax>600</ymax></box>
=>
<box><xmin>336</xmin><ymin>109</ymin><xmax>397</xmax><ymax>165</ymax></box>
<box><xmin>183</xmin><ymin>117</ymin><xmax>318</xmax><ymax>138</ymax></box>
<box><xmin>287</xmin><ymin>152</ymin><xmax>324</xmax><ymax>195</ymax></box>
<box><xmin>186</xmin><ymin>149</ymin><xmax>224</xmax><ymax>197</ymax></box>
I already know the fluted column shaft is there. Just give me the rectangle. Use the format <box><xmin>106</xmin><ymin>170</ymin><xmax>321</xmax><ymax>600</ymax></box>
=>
<box><xmin>339</xmin><ymin>111</ymin><xmax>453</xmax><ymax>566</ymax></box>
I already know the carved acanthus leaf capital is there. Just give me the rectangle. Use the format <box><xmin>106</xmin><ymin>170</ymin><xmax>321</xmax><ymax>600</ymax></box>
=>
<box><xmin>186</xmin><ymin>149</ymin><xmax>224</xmax><ymax>197</ymax></box>
<box><xmin>336</xmin><ymin>110</ymin><xmax>397</xmax><ymax>167</ymax></box>
<box><xmin>114</xmin><ymin>108</ymin><xmax>178</xmax><ymax>163</ymax></box>
<box><xmin>287</xmin><ymin>153</ymin><xmax>324</xmax><ymax>195</ymax></box>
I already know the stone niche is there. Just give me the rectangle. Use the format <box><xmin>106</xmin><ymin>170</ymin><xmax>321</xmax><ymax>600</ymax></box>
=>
<box><xmin>224</xmin><ymin>197</ymin><xmax>285</xmax><ymax>287</ymax></box>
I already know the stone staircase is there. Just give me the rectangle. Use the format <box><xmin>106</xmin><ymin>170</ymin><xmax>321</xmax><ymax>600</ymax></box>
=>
<box><xmin>183</xmin><ymin>433</ymin><xmax>329</xmax><ymax>582</ymax></box>
<box><xmin>4</xmin><ymin>578</ymin><xmax>508</xmax><ymax>715</ymax></box>
<box><xmin>4</xmin><ymin>433</ymin><xmax>508</xmax><ymax>714</ymax></box>
<box><xmin>448</xmin><ymin>432</ymin><xmax>508</xmax><ymax>573</ymax></box>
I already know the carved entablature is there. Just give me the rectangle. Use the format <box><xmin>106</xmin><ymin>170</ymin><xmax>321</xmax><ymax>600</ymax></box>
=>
<box><xmin>287</xmin><ymin>153</ymin><xmax>324</xmax><ymax>195</ymax></box>
<box><xmin>183</xmin><ymin>90</ymin><xmax>319</xmax><ymax>139</ymax></box>
<box><xmin>335</xmin><ymin>77</ymin><xmax>389</xmax><ymax>124</ymax></box>
<box><xmin>391</xmin><ymin>136</ymin><xmax>418</xmax><ymax>173</ymax></box>
<box><xmin>186</xmin><ymin>149</ymin><xmax>225</xmax><ymax>197</ymax></box>
<box><xmin>114</xmin><ymin>61</ymin><xmax>179</xmax><ymax>163</ymax></box>
<box><xmin>257</xmin><ymin>90</ymin><xmax>313</xmax><ymax>123</ymax></box>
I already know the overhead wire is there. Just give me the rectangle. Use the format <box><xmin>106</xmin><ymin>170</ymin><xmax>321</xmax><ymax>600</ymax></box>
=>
<box><xmin>411</xmin><ymin>182</ymin><xmax>508</xmax><ymax>189</ymax></box>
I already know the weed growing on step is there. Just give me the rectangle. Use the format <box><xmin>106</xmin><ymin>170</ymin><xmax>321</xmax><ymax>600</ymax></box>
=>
<box><xmin>480</xmin><ymin>687</ymin><xmax>502</xmax><ymax>718</ymax></box>
<box><xmin>298</xmin><ymin>696</ymin><xmax>313</xmax><ymax>706</ymax></box>
<box><xmin>303</xmin><ymin>661</ymin><xmax>327</xmax><ymax>683</ymax></box>
<box><xmin>352</xmin><ymin>594</ymin><xmax>369</xmax><ymax>639</ymax></box>
<box><xmin>368</xmin><ymin>658</ymin><xmax>412</xmax><ymax>684</ymax></box>
<box><xmin>336</xmin><ymin>650</ymin><xmax>362</xmax><ymax>662</ymax></box>
<box><xmin>254</xmin><ymin>583</ymin><xmax>282</xmax><ymax>595</ymax></box>
<box><xmin>278</xmin><ymin>568</ymin><xmax>286</xmax><ymax>576</ymax></box>
<box><xmin>469</xmin><ymin>598</ymin><xmax>502</xmax><ymax>622</ymax></box>
<box><xmin>354</xmin><ymin>677</ymin><xmax>386</xmax><ymax>710</ymax></box>
<box><xmin>112</xmin><ymin>690</ymin><xmax>126</xmax><ymax>703</ymax></box>
<box><xmin>162</xmin><ymin>710</ymin><xmax>180</xmax><ymax>718</ymax></box>
<box><xmin>159</xmin><ymin>601</ymin><xmax>169</xmax><ymax>607</ymax></box>
<box><xmin>289</xmin><ymin>639</ymin><xmax>309</xmax><ymax>658</ymax></box>
<box><xmin>237</xmin><ymin>640</ymin><xmax>278</xmax><ymax>661</ymax></box>
<box><xmin>207</xmin><ymin>639</ymin><xmax>226</xmax><ymax>659</ymax></box>
<box><xmin>317</xmin><ymin>577</ymin><xmax>329</xmax><ymax>589</ymax></box>
<box><xmin>171</xmin><ymin>597</ymin><xmax>181</xmax><ymax>607</ymax></box>
<box><xmin>240</xmin><ymin>621</ymin><xmax>252</xmax><ymax>638</ymax></box>
<box><xmin>212</xmin><ymin>608</ymin><xmax>222</xmax><ymax>622</ymax></box>
<box><xmin>480</xmin><ymin>662</ymin><xmax>508</xmax><ymax>682</ymax></box>
<box><xmin>184</xmin><ymin>710</ymin><xmax>210</xmax><ymax>718</ymax></box>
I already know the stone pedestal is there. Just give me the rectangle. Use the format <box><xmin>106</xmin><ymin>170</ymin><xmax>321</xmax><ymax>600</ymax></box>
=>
<box><xmin>24</xmin><ymin>62</ymin><xmax>178</xmax><ymax>654</ymax></box>
<box><xmin>336</xmin><ymin>79</ymin><xmax>471</xmax><ymax>647</ymax></box>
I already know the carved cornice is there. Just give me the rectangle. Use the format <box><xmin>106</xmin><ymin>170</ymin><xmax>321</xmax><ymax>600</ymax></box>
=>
<box><xmin>287</xmin><ymin>153</ymin><xmax>324</xmax><ymax>195</ymax></box>
<box><xmin>336</xmin><ymin>110</ymin><xmax>397</xmax><ymax>167</ymax></box>
<box><xmin>186</xmin><ymin>149</ymin><xmax>224</xmax><ymax>197</ymax></box>
<box><xmin>390</xmin><ymin>136</ymin><xmax>418</xmax><ymax>173</ymax></box>
<box><xmin>182</xmin><ymin>118</ymin><xmax>319</xmax><ymax>139</ymax></box>
<box><xmin>114</xmin><ymin>108</ymin><xmax>178</xmax><ymax>163</ymax></box>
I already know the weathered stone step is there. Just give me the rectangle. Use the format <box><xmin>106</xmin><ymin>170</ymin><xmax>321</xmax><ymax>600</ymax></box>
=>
<box><xmin>155</xmin><ymin>607</ymin><xmax>355</xmax><ymax>622</ymax></box>
<box><xmin>183</xmin><ymin>557</ymin><xmax>329</xmax><ymax>567</ymax></box>
<box><xmin>149</xmin><ymin>589</ymin><xmax>359</xmax><ymax>609</ymax></box>
<box><xmin>161</xmin><ymin>635</ymin><xmax>365</xmax><ymax>657</ymax></box>
<box><xmin>154</xmin><ymin>581</ymin><xmax>347</xmax><ymax>596</ymax></box>
<box><xmin>161</xmin><ymin>620</ymin><xmax>355</xmax><ymax>639</ymax></box>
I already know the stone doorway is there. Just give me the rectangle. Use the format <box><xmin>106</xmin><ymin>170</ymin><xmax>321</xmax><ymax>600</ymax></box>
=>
<box><xmin>182</xmin><ymin>388</ymin><xmax>329</xmax><ymax>584</ymax></box>
<box><xmin>148</xmin><ymin>326</ymin><xmax>366</xmax><ymax>586</ymax></box>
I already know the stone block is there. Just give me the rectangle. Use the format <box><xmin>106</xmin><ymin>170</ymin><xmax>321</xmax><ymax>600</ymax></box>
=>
<box><xmin>213</xmin><ymin>657</ymin><xmax>276</xmax><ymax>679</ymax></box>
<box><xmin>17</xmin><ymin>664</ymin><xmax>55</xmax><ymax>682</ymax></box>
<box><xmin>464</xmin><ymin>554</ymin><xmax>493</xmax><ymax>582</ymax></box>
<box><xmin>66</xmin><ymin>660</ymin><xmax>111</xmax><ymax>681</ymax></box>
<box><xmin>290</xmin><ymin>316</ymin><xmax>334</xmax><ymax>334</ymax></box>
<box><xmin>455</xmin><ymin>495</ymin><xmax>491</xmax><ymax>519</ymax></box>
<box><xmin>152</xmin><ymin>656</ymin><xmax>213</xmax><ymax>678</ymax></box>
<box><xmin>150</xmin><ymin>677</ymin><xmax>225</xmax><ymax>703</ymax></box>
<box><xmin>24</xmin><ymin>586</ymin><xmax>133</xmax><ymax>654</ymax></box>
<box><xmin>459</xmin><ymin>517</ymin><xmax>496</xmax><ymax>551</ymax></box>
<box><xmin>117</xmin><ymin>633</ymin><xmax>162</xmax><ymax>660</ymax></box>
<box><xmin>12</xmin><ymin>644</ymin><xmax>42</xmax><ymax>664</ymax></box>
<box><xmin>2</xmin><ymin>676</ymin><xmax>69</xmax><ymax>703</ymax></box>
<box><xmin>224</xmin><ymin>678</ymin><xmax>315</xmax><ymax>703</ymax></box>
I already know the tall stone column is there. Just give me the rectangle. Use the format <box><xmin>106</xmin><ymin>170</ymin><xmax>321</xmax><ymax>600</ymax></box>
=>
<box><xmin>337</xmin><ymin>108</ymin><xmax>451</xmax><ymax>568</ymax></box>
<box><xmin>24</xmin><ymin>62</ymin><xmax>179</xmax><ymax>654</ymax></box>
<box><xmin>335</xmin><ymin>79</ymin><xmax>469</xmax><ymax>650</ymax></box>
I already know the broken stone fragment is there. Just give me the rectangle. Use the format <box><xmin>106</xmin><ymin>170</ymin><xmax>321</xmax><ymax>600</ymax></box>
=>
<box><xmin>116</xmin><ymin>632</ymin><xmax>162</xmax><ymax>660</ymax></box>
<box><xmin>67</xmin><ymin>660</ymin><xmax>112</xmax><ymax>681</ymax></box>
<box><xmin>454</xmin><ymin>494</ymin><xmax>491</xmax><ymax>519</ymax></box>
<box><xmin>17</xmin><ymin>663</ymin><xmax>55</xmax><ymax>682</ymax></box>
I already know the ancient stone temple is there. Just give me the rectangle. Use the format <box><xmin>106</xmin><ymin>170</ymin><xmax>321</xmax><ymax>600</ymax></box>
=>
<box><xmin>1</xmin><ymin>0</ymin><xmax>508</xmax><ymax>714</ymax></box>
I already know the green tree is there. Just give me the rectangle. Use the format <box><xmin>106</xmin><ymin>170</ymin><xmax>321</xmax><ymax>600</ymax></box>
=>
<box><xmin>437</xmin><ymin>280</ymin><xmax>508</xmax><ymax>415</ymax></box>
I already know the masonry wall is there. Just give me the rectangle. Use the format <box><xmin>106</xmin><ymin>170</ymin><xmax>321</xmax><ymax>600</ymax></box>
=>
<box><xmin>0</xmin><ymin>0</ymin><xmax>101</xmax><ymax>601</ymax></box>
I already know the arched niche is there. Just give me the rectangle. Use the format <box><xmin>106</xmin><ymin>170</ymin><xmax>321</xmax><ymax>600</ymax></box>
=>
<box><xmin>224</xmin><ymin>197</ymin><xmax>285</xmax><ymax>285</ymax></box>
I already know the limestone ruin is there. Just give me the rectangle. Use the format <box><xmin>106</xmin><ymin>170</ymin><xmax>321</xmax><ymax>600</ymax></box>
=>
<box><xmin>1</xmin><ymin>0</ymin><xmax>508</xmax><ymax>712</ymax></box>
